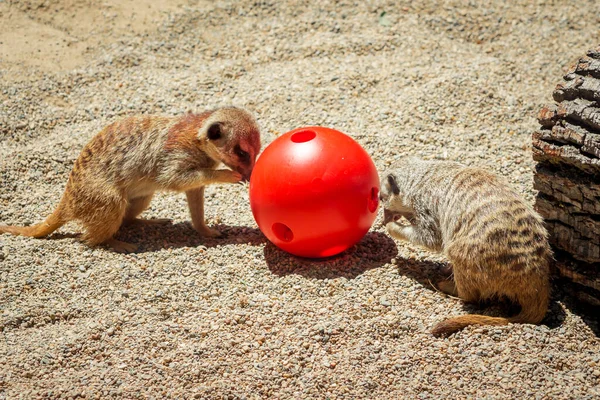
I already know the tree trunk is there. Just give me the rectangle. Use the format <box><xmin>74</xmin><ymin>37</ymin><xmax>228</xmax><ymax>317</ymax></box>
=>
<box><xmin>533</xmin><ymin>45</ymin><xmax>600</xmax><ymax>305</ymax></box>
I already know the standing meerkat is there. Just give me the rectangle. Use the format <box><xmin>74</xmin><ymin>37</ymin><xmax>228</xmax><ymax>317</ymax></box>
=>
<box><xmin>380</xmin><ymin>158</ymin><xmax>550</xmax><ymax>336</ymax></box>
<box><xmin>0</xmin><ymin>106</ymin><xmax>261</xmax><ymax>253</ymax></box>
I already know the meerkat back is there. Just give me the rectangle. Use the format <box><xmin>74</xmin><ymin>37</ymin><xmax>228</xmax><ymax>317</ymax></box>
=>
<box><xmin>381</xmin><ymin>158</ymin><xmax>551</xmax><ymax>336</ymax></box>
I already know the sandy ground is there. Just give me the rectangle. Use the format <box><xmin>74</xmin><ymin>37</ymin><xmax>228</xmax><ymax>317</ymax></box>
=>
<box><xmin>1</xmin><ymin>0</ymin><xmax>599</xmax><ymax>398</ymax></box>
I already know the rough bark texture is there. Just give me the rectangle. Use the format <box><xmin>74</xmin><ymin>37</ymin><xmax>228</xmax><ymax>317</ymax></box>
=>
<box><xmin>533</xmin><ymin>45</ymin><xmax>600</xmax><ymax>305</ymax></box>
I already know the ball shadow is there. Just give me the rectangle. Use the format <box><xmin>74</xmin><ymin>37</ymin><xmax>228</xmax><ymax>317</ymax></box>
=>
<box><xmin>264</xmin><ymin>231</ymin><xmax>398</xmax><ymax>279</ymax></box>
<box><xmin>114</xmin><ymin>221</ymin><xmax>266</xmax><ymax>253</ymax></box>
<box><xmin>542</xmin><ymin>294</ymin><xmax>569</xmax><ymax>331</ymax></box>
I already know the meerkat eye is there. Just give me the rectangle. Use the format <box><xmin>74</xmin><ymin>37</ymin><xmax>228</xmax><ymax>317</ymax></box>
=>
<box><xmin>234</xmin><ymin>145</ymin><xmax>250</xmax><ymax>164</ymax></box>
<box><xmin>207</xmin><ymin>123</ymin><xmax>222</xmax><ymax>140</ymax></box>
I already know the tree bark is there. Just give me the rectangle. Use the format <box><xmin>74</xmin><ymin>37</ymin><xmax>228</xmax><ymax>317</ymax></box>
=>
<box><xmin>533</xmin><ymin>44</ymin><xmax>600</xmax><ymax>305</ymax></box>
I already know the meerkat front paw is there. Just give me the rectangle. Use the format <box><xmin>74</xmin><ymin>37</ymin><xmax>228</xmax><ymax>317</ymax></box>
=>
<box><xmin>195</xmin><ymin>225</ymin><xmax>223</xmax><ymax>238</ymax></box>
<box><xmin>216</xmin><ymin>169</ymin><xmax>243</xmax><ymax>184</ymax></box>
<box><xmin>435</xmin><ymin>279</ymin><xmax>458</xmax><ymax>297</ymax></box>
<box><xmin>385</xmin><ymin>221</ymin><xmax>397</xmax><ymax>232</ymax></box>
<box><xmin>386</xmin><ymin>221</ymin><xmax>408</xmax><ymax>239</ymax></box>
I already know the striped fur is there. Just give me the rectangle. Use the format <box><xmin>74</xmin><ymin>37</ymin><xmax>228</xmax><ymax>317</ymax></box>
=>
<box><xmin>0</xmin><ymin>107</ymin><xmax>261</xmax><ymax>252</ymax></box>
<box><xmin>381</xmin><ymin>158</ymin><xmax>551</xmax><ymax>336</ymax></box>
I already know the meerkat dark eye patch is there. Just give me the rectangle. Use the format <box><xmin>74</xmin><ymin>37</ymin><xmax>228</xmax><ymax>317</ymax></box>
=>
<box><xmin>234</xmin><ymin>144</ymin><xmax>250</xmax><ymax>164</ymax></box>
<box><xmin>387</xmin><ymin>174</ymin><xmax>400</xmax><ymax>195</ymax></box>
<box><xmin>207</xmin><ymin>123</ymin><xmax>222</xmax><ymax>140</ymax></box>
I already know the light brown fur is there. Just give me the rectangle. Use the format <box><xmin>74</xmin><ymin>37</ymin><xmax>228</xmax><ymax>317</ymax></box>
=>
<box><xmin>0</xmin><ymin>107</ymin><xmax>261</xmax><ymax>253</ymax></box>
<box><xmin>380</xmin><ymin>158</ymin><xmax>551</xmax><ymax>336</ymax></box>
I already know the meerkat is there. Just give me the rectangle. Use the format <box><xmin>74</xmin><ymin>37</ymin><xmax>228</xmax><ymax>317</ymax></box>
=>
<box><xmin>380</xmin><ymin>158</ymin><xmax>551</xmax><ymax>336</ymax></box>
<box><xmin>0</xmin><ymin>106</ymin><xmax>261</xmax><ymax>253</ymax></box>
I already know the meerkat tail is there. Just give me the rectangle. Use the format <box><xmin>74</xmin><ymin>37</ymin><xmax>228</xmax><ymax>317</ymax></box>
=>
<box><xmin>0</xmin><ymin>208</ymin><xmax>66</xmax><ymax>238</ymax></box>
<box><xmin>431</xmin><ymin>315</ymin><xmax>511</xmax><ymax>337</ymax></box>
<box><xmin>432</xmin><ymin>284</ymin><xmax>550</xmax><ymax>337</ymax></box>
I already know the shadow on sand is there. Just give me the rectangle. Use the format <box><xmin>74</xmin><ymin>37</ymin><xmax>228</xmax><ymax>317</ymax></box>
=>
<box><xmin>50</xmin><ymin>220</ymin><xmax>579</xmax><ymax>335</ymax></box>
<box><xmin>110</xmin><ymin>221</ymin><xmax>267</xmax><ymax>253</ymax></box>
<box><xmin>555</xmin><ymin>279</ymin><xmax>599</xmax><ymax>337</ymax></box>
<box><xmin>264</xmin><ymin>231</ymin><xmax>398</xmax><ymax>280</ymax></box>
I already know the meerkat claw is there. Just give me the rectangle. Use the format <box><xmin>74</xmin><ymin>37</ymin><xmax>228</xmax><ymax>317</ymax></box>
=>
<box><xmin>226</xmin><ymin>170</ymin><xmax>243</xmax><ymax>183</ymax></box>
<box><xmin>105</xmin><ymin>239</ymin><xmax>139</xmax><ymax>254</ymax></box>
<box><xmin>435</xmin><ymin>279</ymin><xmax>459</xmax><ymax>297</ymax></box>
<box><xmin>196</xmin><ymin>226</ymin><xmax>223</xmax><ymax>238</ymax></box>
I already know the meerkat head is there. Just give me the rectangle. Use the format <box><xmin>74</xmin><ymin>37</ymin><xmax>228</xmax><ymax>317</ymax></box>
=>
<box><xmin>199</xmin><ymin>107</ymin><xmax>261</xmax><ymax>181</ymax></box>
<box><xmin>380</xmin><ymin>172</ymin><xmax>414</xmax><ymax>224</ymax></box>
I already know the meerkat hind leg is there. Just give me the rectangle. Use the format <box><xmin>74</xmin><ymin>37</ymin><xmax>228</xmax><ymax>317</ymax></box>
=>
<box><xmin>84</xmin><ymin>224</ymin><xmax>138</xmax><ymax>254</ymax></box>
<box><xmin>80</xmin><ymin>199</ymin><xmax>138</xmax><ymax>253</ymax></box>
<box><xmin>122</xmin><ymin>195</ymin><xmax>171</xmax><ymax>226</ymax></box>
<box><xmin>451</xmin><ymin>270</ymin><xmax>481</xmax><ymax>304</ymax></box>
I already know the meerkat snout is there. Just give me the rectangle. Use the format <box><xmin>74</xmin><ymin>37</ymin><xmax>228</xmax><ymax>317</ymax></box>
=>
<box><xmin>232</xmin><ymin>142</ymin><xmax>256</xmax><ymax>182</ymax></box>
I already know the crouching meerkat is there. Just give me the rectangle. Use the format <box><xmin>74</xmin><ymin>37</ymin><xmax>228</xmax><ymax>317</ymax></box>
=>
<box><xmin>380</xmin><ymin>158</ymin><xmax>550</xmax><ymax>336</ymax></box>
<box><xmin>0</xmin><ymin>107</ymin><xmax>261</xmax><ymax>253</ymax></box>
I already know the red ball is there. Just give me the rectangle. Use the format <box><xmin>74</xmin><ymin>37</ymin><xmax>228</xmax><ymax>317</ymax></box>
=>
<box><xmin>249</xmin><ymin>126</ymin><xmax>380</xmax><ymax>258</ymax></box>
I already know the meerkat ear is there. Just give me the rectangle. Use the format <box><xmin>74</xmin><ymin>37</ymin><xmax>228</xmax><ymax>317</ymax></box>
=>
<box><xmin>387</xmin><ymin>174</ymin><xmax>400</xmax><ymax>195</ymax></box>
<box><xmin>207</xmin><ymin>123</ymin><xmax>222</xmax><ymax>141</ymax></box>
